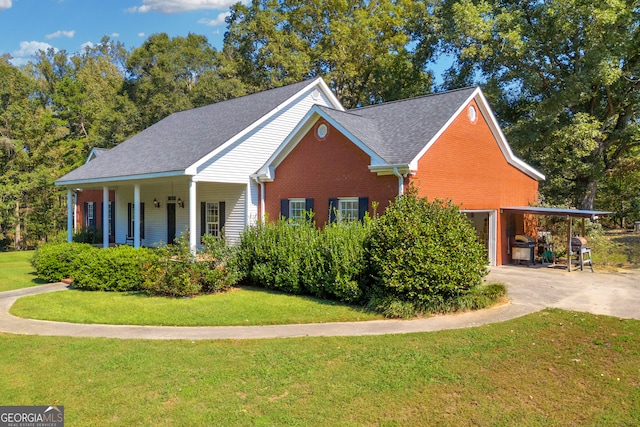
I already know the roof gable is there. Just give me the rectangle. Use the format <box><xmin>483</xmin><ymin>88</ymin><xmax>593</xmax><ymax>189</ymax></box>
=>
<box><xmin>56</xmin><ymin>78</ymin><xmax>342</xmax><ymax>185</ymax></box>
<box><xmin>258</xmin><ymin>87</ymin><xmax>544</xmax><ymax>181</ymax></box>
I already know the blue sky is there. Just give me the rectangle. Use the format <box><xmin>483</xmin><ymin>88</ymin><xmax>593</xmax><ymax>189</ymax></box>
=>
<box><xmin>0</xmin><ymin>0</ymin><xmax>239</xmax><ymax>66</ymax></box>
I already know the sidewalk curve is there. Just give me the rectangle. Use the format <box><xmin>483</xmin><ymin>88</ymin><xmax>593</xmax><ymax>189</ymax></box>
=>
<box><xmin>1</xmin><ymin>266</ymin><xmax>638</xmax><ymax>340</ymax></box>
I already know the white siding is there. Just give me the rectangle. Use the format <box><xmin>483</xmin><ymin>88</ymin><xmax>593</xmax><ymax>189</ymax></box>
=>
<box><xmin>194</xmin><ymin>88</ymin><xmax>334</xmax><ymax>183</ymax></box>
<box><xmin>196</xmin><ymin>182</ymin><xmax>246</xmax><ymax>244</ymax></box>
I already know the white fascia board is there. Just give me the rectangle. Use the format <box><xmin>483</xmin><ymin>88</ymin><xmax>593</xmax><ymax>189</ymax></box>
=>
<box><xmin>185</xmin><ymin>78</ymin><xmax>339</xmax><ymax>175</ymax></box>
<box><xmin>368</xmin><ymin>164</ymin><xmax>412</xmax><ymax>176</ymax></box>
<box><xmin>54</xmin><ymin>170</ymin><xmax>188</xmax><ymax>187</ymax></box>
<box><xmin>314</xmin><ymin>77</ymin><xmax>345</xmax><ymax>111</ymax></box>
<box><xmin>473</xmin><ymin>90</ymin><xmax>546</xmax><ymax>181</ymax></box>
<box><xmin>255</xmin><ymin>105</ymin><xmax>388</xmax><ymax>182</ymax></box>
<box><xmin>408</xmin><ymin>87</ymin><xmax>545</xmax><ymax>181</ymax></box>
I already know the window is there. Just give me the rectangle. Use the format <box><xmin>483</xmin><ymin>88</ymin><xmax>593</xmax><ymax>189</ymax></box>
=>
<box><xmin>206</xmin><ymin>202</ymin><xmax>219</xmax><ymax>236</ymax></box>
<box><xmin>338</xmin><ymin>198</ymin><xmax>359</xmax><ymax>222</ymax></box>
<box><xmin>127</xmin><ymin>203</ymin><xmax>145</xmax><ymax>239</ymax></box>
<box><xmin>329</xmin><ymin>197</ymin><xmax>368</xmax><ymax>223</ymax></box>
<box><xmin>200</xmin><ymin>201</ymin><xmax>226</xmax><ymax>237</ymax></box>
<box><xmin>85</xmin><ymin>202</ymin><xmax>95</xmax><ymax>228</ymax></box>
<box><xmin>280</xmin><ymin>198</ymin><xmax>314</xmax><ymax>222</ymax></box>
<box><xmin>289</xmin><ymin>199</ymin><xmax>306</xmax><ymax>221</ymax></box>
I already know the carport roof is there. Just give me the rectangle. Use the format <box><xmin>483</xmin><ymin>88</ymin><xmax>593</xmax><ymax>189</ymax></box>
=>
<box><xmin>501</xmin><ymin>207</ymin><xmax>612</xmax><ymax>220</ymax></box>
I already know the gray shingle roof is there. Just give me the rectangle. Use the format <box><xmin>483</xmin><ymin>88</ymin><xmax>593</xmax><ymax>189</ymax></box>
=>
<box><xmin>321</xmin><ymin>87</ymin><xmax>478</xmax><ymax>164</ymax></box>
<box><xmin>57</xmin><ymin>79</ymin><xmax>317</xmax><ymax>184</ymax></box>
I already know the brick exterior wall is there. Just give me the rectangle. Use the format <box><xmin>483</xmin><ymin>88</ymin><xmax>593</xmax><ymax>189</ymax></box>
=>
<box><xmin>264</xmin><ymin>99</ymin><xmax>540</xmax><ymax>265</ymax></box>
<box><xmin>76</xmin><ymin>189</ymin><xmax>116</xmax><ymax>242</ymax></box>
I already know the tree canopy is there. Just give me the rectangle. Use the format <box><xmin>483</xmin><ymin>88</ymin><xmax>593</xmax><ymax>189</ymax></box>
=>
<box><xmin>1</xmin><ymin>0</ymin><xmax>639</xmax><ymax>248</ymax></box>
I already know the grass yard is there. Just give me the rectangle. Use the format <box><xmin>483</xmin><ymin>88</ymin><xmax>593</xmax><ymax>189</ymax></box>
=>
<box><xmin>1</xmin><ymin>309</ymin><xmax>638</xmax><ymax>426</ymax></box>
<box><xmin>10</xmin><ymin>287</ymin><xmax>382</xmax><ymax>326</ymax></box>
<box><xmin>0</xmin><ymin>250</ymin><xmax>44</xmax><ymax>292</ymax></box>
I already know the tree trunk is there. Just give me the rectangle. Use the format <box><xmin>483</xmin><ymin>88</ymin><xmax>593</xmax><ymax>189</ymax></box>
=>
<box><xmin>579</xmin><ymin>181</ymin><xmax>597</xmax><ymax>211</ymax></box>
<box><xmin>14</xmin><ymin>201</ymin><xmax>20</xmax><ymax>250</ymax></box>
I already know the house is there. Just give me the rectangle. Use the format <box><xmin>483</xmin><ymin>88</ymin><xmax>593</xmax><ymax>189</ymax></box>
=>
<box><xmin>72</xmin><ymin>148</ymin><xmax>116</xmax><ymax>243</ymax></box>
<box><xmin>253</xmin><ymin>87</ymin><xmax>545</xmax><ymax>266</ymax></box>
<box><xmin>55</xmin><ymin>78</ymin><xmax>343</xmax><ymax>249</ymax></box>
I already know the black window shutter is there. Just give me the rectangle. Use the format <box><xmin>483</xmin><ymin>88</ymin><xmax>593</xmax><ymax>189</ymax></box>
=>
<box><xmin>328</xmin><ymin>198</ymin><xmax>338</xmax><ymax>223</ymax></box>
<box><xmin>219</xmin><ymin>202</ymin><xmax>226</xmax><ymax>233</ymax></box>
<box><xmin>280</xmin><ymin>199</ymin><xmax>289</xmax><ymax>220</ymax></box>
<box><xmin>358</xmin><ymin>197</ymin><xmax>369</xmax><ymax>221</ymax></box>
<box><xmin>140</xmin><ymin>203</ymin><xmax>145</xmax><ymax>239</ymax></box>
<box><xmin>83</xmin><ymin>202</ymin><xmax>89</xmax><ymax>228</ymax></box>
<box><xmin>305</xmin><ymin>198</ymin><xmax>314</xmax><ymax>221</ymax></box>
<box><xmin>99</xmin><ymin>202</ymin><xmax>104</xmax><ymax>230</ymax></box>
<box><xmin>127</xmin><ymin>203</ymin><xmax>132</xmax><ymax>237</ymax></box>
<box><xmin>109</xmin><ymin>202</ymin><xmax>115</xmax><ymax>237</ymax></box>
<box><xmin>200</xmin><ymin>202</ymin><xmax>206</xmax><ymax>237</ymax></box>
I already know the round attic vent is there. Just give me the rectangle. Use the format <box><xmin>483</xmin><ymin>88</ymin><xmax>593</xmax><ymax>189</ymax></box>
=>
<box><xmin>311</xmin><ymin>89</ymin><xmax>320</xmax><ymax>100</ymax></box>
<box><xmin>468</xmin><ymin>105</ymin><xmax>477</xmax><ymax>123</ymax></box>
<box><xmin>317</xmin><ymin>123</ymin><xmax>328</xmax><ymax>138</ymax></box>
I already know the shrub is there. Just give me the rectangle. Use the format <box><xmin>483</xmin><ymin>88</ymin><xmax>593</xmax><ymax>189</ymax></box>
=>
<box><xmin>31</xmin><ymin>242</ymin><xmax>95</xmax><ymax>282</ymax></box>
<box><xmin>141</xmin><ymin>234</ymin><xmax>238</xmax><ymax>297</ymax></box>
<box><xmin>364</xmin><ymin>190</ymin><xmax>489</xmax><ymax>317</ymax></box>
<box><xmin>71</xmin><ymin>245</ymin><xmax>157</xmax><ymax>291</ymax></box>
<box><xmin>234</xmin><ymin>218</ymin><xmax>369</xmax><ymax>302</ymax></box>
<box><xmin>72</xmin><ymin>227</ymin><xmax>103</xmax><ymax>244</ymax></box>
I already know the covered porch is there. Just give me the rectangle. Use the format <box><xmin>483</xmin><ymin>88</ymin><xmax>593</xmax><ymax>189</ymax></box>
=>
<box><xmin>64</xmin><ymin>176</ymin><xmax>253</xmax><ymax>250</ymax></box>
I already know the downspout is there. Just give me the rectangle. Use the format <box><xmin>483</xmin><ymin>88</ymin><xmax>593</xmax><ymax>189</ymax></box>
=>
<box><xmin>393</xmin><ymin>167</ymin><xmax>404</xmax><ymax>197</ymax></box>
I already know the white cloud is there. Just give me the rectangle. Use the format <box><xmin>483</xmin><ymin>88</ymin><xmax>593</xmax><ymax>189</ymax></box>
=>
<box><xmin>129</xmin><ymin>0</ymin><xmax>240</xmax><ymax>14</ymax></box>
<box><xmin>0</xmin><ymin>0</ymin><xmax>12</xmax><ymax>11</ymax></box>
<box><xmin>45</xmin><ymin>30</ymin><xmax>76</xmax><ymax>40</ymax></box>
<box><xmin>138</xmin><ymin>32</ymin><xmax>146</xmax><ymax>38</ymax></box>
<box><xmin>9</xmin><ymin>40</ymin><xmax>55</xmax><ymax>66</ymax></box>
<box><xmin>111</xmin><ymin>32</ymin><xmax>120</xmax><ymax>38</ymax></box>
<box><xmin>197</xmin><ymin>11</ymin><xmax>230</xmax><ymax>27</ymax></box>
<box><xmin>80</xmin><ymin>41</ymin><xmax>94</xmax><ymax>51</ymax></box>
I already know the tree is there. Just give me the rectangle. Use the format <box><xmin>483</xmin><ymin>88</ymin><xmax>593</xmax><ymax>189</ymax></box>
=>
<box><xmin>427</xmin><ymin>0</ymin><xmax>640</xmax><ymax>210</ymax></box>
<box><xmin>224</xmin><ymin>0</ymin><xmax>432</xmax><ymax>107</ymax></box>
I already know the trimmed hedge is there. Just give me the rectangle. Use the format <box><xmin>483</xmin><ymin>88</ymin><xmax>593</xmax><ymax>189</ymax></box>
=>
<box><xmin>71</xmin><ymin>245</ymin><xmax>157</xmax><ymax>292</ymax></box>
<box><xmin>234</xmin><ymin>218</ymin><xmax>369</xmax><ymax>302</ymax></box>
<box><xmin>31</xmin><ymin>242</ymin><xmax>94</xmax><ymax>282</ymax></box>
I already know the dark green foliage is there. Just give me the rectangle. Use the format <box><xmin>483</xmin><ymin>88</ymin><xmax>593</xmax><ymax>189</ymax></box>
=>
<box><xmin>72</xmin><ymin>227</ymin><xmax>103</xmax><ymax>244</ymax></box>
<box><xmin>365</xmin><ymin>191</ymin><xmax>489</xmax><ymax>317</ymax></box>
<box><xmin>141</xmin><ymin>234</ymin><xmax>238</xmax><ymax>297</ymax></box>
<box><xmin>234</xmin><ymin>218</ymin><xmax>368</xmax><ymax>302</ymax></box>
<box><xmin>31</xmin><ymin>242</ymin><xmax>94</xmax><ymax>282</ymax></box>
<box><xmin>71</xmin><ymin>245</ymin><xmax>157</xmax><ymax>292</ymax></box>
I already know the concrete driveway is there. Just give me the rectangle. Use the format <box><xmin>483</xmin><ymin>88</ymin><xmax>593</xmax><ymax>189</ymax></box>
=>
<box><xmin>0</xmin><ymin>266</ymin><xmax>638</xmax><ymax>340</ymax></box>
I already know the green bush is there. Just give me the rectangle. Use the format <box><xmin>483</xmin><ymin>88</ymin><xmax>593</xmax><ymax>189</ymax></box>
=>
<box><xmin>365</xmin><ymin>191</ymin><xmax>489</xmax><ymax>317</ymax></box>
<box><xmin>234</xmin><ymin>218</ymin><xmax>369</xmax><ymax>302</ymax></box>
<box><xmin>31</xmin><ymin>242</ymin><xmax>95</xmax><ymax>282</ymax></box>
<box><xmin>72</xmin><ymin>227</ymin><xmax>103</xmax><ymax>244</ymax></box>
<box><xmin>71</xmin><ymin>245</ymin><xmax>157</xmax><ymax>291</ymax></box>
<box><xmin>141</xmin><ymin>234</ymin><xmax>238</xmax><ymax>297</ymax></box>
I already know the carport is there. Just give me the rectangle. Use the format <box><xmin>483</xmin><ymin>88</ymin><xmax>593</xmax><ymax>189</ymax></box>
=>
<box><xmin>501</xmin><ymin>207</ymin><xmax>612</xmax><ymax>272</ymax></box>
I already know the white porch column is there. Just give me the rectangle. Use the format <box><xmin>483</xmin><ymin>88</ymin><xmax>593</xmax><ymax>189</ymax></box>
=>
<box><xmin>67</xmin><ymin>189</ymin><xmax>73</xmax><ymax>243</ymax></box>
<box><xmin>134</xmin><ymin>184</ymin><xmax>141</xmax><ymax>248</ymax></box>
<box><xmin>103</xmin><ymin>186</ymin><xmax>109</xmax><ymax>248</ymax></box>
<box><xmin>189</xmin><ymin>178</ymin><xmax>197</xmax><ymax>253</ymax></box>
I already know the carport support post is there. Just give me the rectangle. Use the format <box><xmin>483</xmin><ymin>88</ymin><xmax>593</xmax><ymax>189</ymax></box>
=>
<box><xmin>567</xmin><ymin>216</ymin><xmax>572</xmax><ymax>272</ymax></box>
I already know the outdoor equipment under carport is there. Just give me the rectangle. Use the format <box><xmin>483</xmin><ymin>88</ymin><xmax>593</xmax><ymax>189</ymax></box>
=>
<box><xmin>500</xmin><ymin>207</ymin><xmax>612</xmax><ymax>272</ymax></box>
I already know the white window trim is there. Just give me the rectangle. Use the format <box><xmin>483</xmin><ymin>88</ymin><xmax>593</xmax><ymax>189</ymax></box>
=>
<box><xmin>338</xmin><ymin>198</ymin><xmax>359</xmax><ymax>222</ymax></box>
<box><xmin>206</xmin><ymin>202</ymin><xmax>220</xmax><ymax>236</ymax></box>
<box><xmin>288</xmin><ymin>198</ymin><xmax>306</xmax><ymax>222</ymax></box>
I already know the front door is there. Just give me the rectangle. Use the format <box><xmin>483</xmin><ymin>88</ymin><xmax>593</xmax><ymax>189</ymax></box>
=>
<box><xmin>167</xmin><ymin>203</ymin><xmax>176</xmax><ymax>244</ymax></box>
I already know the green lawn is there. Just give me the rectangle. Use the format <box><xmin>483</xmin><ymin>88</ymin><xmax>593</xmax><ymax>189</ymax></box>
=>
<box><xmin>1</xmin><ymin>309</ymin><xmax>638</xmax><ymax>426</ymax></box>
<box><xmin>0</xmin><ymin>250</ymin><xmax>44</xmax><ymax>292</ymax></box>
<box><xmin>10</xmin><ymin>287</ymin><xmax>382</xmax><ymax>326</ymax></box>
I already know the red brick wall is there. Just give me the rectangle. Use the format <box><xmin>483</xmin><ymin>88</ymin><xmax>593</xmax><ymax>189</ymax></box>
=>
<box><xmin>76</xmin><ymin>189</ymin><xmax>115</xmax><ymax>232</ymax></box>
<box><xmin>264</xmin><ymin>100</ymin><xmax>540</xmax><ymax>265</ymax></box>
<box><xmin>264</xmin><ymin>119</ymin><xmax>398</xmax><ymax>225</ymax></box>
<box><xmin>408</xmin><ymin>100</ymin><xmax>539</xmax><ymax>264</ymax></box>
